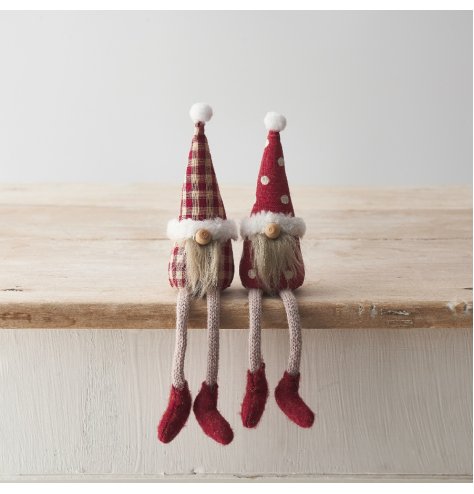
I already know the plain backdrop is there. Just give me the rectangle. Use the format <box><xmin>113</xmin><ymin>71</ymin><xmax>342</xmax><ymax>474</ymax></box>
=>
<box><xmin>0</xmin><ymin>10</ymin><xmax>472</xmax><ymax>186</ymax></box>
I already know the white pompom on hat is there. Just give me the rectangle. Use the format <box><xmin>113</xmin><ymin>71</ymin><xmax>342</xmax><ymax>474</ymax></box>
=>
<box><xmin>264</xmin><ymin>112</ymin><xmax>287</xmax><ymax>132</ymax></box>
<box><xmin>189</xmin><ymin>103</ymin><xmax>213</xmax><ymax>124</ymax></box>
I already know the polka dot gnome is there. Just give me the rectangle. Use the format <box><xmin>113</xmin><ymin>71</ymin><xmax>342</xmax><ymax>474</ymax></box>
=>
<box><xmin>158</xmin><ymin>103</ymin><xmax>237</xmax><ymax>445</ymax></box>
<box><xmin>240</xmin><ymin>112</ymin><xmax>315</xmax><ymax>429</ymax></box>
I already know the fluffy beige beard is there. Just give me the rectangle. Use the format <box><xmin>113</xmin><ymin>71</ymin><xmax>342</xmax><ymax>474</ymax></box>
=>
<box><xmin>249</xmin><ymin>232</ymin><xmax>303</xmax><ymax>294</ymax></box>
<box><xmin>184</xmin><ymin>239</ymin><xmax>221</xmax><ymax>298</ymax></box>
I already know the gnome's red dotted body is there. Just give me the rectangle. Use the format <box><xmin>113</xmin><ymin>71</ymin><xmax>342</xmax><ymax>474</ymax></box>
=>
<box><xmin>158</xmin><ymin>103</ymin><xmax>237</xmax><ymax>446</ymax></box>
<box><xmin>240</xmin><ymin>112</ymin><xmax>314</xmax><ymax>430</ymax></box>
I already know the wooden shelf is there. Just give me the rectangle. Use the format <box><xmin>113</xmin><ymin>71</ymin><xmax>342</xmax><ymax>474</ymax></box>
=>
<box><xmin>1</xmin><ymin>184</ymin><xmax>472</xmax><ymax>329</ymax></box>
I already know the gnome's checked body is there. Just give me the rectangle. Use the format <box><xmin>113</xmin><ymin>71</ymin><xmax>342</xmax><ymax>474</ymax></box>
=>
<box><xmin>158</xmin><ymin>104</ymin><xmax>237</xmax><ymax>445</ymax></box>
<box><xmin>240</xmin><ymin>112</ymin><xmax>315</xmax><ymax>429</ymax></box>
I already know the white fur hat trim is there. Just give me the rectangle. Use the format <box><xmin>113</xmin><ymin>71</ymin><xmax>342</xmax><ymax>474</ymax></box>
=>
<box><xmin>167</xmin><ymin>218</ymin><xmax>238</xmax><ymax>242</ymax></box>
<box><xmin>240</xmin><ymin>212</ymin><xmax>306</xmax><ymax>238</ymax></box>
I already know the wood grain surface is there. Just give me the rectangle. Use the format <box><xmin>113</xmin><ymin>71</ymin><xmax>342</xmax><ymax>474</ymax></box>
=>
<box><xmin>1</xmin><ymin>184</ymin><xmax>472</xmax><ymax>329</ymax></box>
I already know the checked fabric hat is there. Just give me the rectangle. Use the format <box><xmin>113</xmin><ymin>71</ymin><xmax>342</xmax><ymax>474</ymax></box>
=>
<box><xmin>167</xmin><ymin>103</ymin><xmax>237</xmax><ymax>291</ymax></box>
<box><xmin>179</xmin><ymin>107</ymin><xmax>226</xmax><ymax>222</ymax></box>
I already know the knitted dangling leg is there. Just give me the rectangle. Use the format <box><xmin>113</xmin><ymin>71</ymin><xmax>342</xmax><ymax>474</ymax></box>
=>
<box><xmin>193</xmin><ymin>289</ymin><xmax>234</xmax><ymax>445</ymax></box>
<box><xmin>158</xmin><ymin>289</ymin><xmax>193</xmax><ymax>443</ymax></box>
<box><xmin>241</xmin><ymin>288</ymin><xmax>269</xmax><ymax>428</ymax></box>
<box><xmin>275</xmin><ymin>289</ymin><xmax>315</xmax><ymax>428</ymax></box>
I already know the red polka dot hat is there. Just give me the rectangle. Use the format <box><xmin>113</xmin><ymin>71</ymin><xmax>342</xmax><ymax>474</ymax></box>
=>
<box><xmin>239</xmin><ymin>112</ymin><xmax>306</xmax><ymax>292</ymax></box>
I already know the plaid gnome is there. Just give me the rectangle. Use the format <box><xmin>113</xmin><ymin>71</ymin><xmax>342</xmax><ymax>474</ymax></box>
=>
<box><xmin>239</xmin><ymin>112</ymin><xmax>315</xmax><ymax>429</ymax></box>
<box><xmin>158</xmin><ymin>103</ymin><xmax>237</xmax><ymax>445</ymax></box>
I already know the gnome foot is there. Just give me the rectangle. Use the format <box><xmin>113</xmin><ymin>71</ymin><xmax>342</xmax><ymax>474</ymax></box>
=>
<box><xmin>193</xmin><ymin>382</ymin><xmax>234</xmax><ymax>445</ymax></box>
<box><xmin>275</xmin><ymin>372</ymin><xmax>314</xmax><ymax>428</ymax></box>
<box><xmin>158</xmin><ymin>382</ymin><xmax>192</xmax><ymax>443</ymax></box>
<box><xmin>241</xmin><ymin>363</ymin><xmax>269</xmax><ymax>428</ymax></box>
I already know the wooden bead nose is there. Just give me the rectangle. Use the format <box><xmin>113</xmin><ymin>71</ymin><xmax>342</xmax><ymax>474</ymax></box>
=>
<box><xmin>195</xmin><ymin>228</ymin><xmax>212</xmax><ymax>246</ymax></box>
<box><xmin>264</xmin><ymin>222</ymin><xmax>281</xmax><ymax>239</ymax></box>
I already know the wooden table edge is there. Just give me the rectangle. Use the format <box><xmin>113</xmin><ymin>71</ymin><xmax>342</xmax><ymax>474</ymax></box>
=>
<box><xmin>1</xmin><ymin>299</ymin><xmax>472</xmax><ymax>330</ymax></box>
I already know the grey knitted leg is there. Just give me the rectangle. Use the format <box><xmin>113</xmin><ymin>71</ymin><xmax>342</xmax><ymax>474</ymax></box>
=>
<box><xmin>279</xmin><ymin>289</ymin><xmax>302</xmax><ymax>376</ymax></box>
<box><xmin>248</xmin><ymin>288</ymin><xmax>263</xmax><ymax>373</ymax></box>
<box><xmin>205</xmin><ymin>289</ymin><xmax>220</xmax><ymax>386</ymax></box>
<box><xmin>171</xmin><ymin>288</ymin><xmax>191</xmax><ymax>389</ymax></box>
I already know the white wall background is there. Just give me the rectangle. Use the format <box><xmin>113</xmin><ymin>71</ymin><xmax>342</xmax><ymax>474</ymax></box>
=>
<box><xmin>0</xmin><ymin>10</ymin><xmax>471</xmax><ymax>186</ymax></box>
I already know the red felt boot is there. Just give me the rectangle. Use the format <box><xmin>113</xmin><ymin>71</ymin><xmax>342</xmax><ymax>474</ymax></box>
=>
<box><xmin>241</xmin><ymin>362</ymin><xmax>269</xmax><ymax>428</ymax></box>
<box><xmin>193</xmin><ymin>382</ymin><xmax>234</xmax><ymax>445</ymax></box>
<box><xmin>275</xmin><ymin>372</ymin><xmax>315</xmax><ymax>428</ymax></box>
<box><xmin>158</xmin><ymin>382</ymin><xmax>192</xmax><ymax>443</ymax></box>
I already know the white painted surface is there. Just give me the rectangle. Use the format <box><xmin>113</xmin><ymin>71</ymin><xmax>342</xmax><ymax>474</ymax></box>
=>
<box><xmin>0</xmin><ymin>328</ymin><xmax>471</xmax><ymax>480</ymax></box>
<box><xmin>0</xmin><ymin>11</ymin><xmax>471</xmax><ymax>186</ymax></box>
